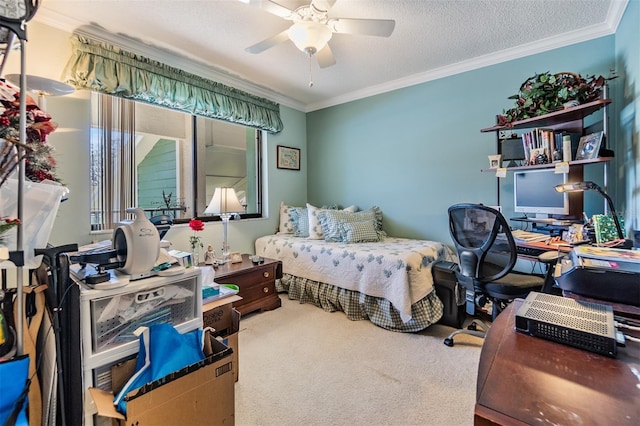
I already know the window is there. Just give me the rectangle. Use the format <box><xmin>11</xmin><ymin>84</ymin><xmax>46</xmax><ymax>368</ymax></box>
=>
<box><xmin>90</xmin><ymin>93</ymin><xmax>263</xmax><ymax>231</ymax></box>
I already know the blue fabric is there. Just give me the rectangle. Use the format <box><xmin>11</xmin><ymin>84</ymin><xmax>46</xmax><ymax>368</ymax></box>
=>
<box><xmin>0</xmin><ymin>355</ymin><xmax>29</xmax><ymax>426</ymax></box>
<box><xmin>114</xmin><ymin>324</ymin><xmax>205</xmax><ymax>415</ymax></box>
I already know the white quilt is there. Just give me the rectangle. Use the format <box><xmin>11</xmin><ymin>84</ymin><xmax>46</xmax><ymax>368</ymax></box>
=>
<box><xmin>255</xmin><ymin>235</ymin><xmax>453</xmax><ymax>323</ymax></box>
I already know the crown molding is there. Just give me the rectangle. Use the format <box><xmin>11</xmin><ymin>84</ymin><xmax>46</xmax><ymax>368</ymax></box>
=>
<box><xmin>34</xmin><ymin>1</ymin><xmax>628</xmax><ymax>114</ymax></box>
<box><xmin>304</xmin><ymin>2</ymin><xmax>627</xmax><ymax>113</ymax></box>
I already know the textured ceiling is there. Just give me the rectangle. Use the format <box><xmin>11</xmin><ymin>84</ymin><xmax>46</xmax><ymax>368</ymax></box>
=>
<box><xmin>34</xmin><ymin>0</ymin><xmax>626</xmax><ymax>111</ymax></box>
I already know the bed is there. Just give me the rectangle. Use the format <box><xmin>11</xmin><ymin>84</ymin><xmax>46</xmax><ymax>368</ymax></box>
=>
<box><xmin>255</xmin><ymin>234</ymin><xmax>455</xmax><ymax>332</ymax></box>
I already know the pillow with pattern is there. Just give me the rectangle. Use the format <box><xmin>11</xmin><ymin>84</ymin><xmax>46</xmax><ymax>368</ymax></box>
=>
<box><xmin>318</xmin><ymin>206</ymin><xmax>385</xmax><ymax>242</ymax></box>
<box><xmin>277</xmin><ymin>201</ymin><xmax>298</xmax><ymax>234</ymax></box>
<box><xmin>341</xmin><ymin>220</ymin><xmax>381</xmax><ymax>243</ymax></box>
<box><xmin>307</xmin><ymin>203</ymin><xmax>355</xmax><ymax>239</ymax></box>
<box><xmin>290</xmin><ymin>206</ymin><xmax>309</xmax><ymax>237</ymax></box>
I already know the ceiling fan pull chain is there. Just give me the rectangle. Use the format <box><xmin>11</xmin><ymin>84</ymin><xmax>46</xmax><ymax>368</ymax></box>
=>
<box><xmin>308</xmin><ymin>52</ymin><xmax>314</xmax><ymax>88</ymax></box>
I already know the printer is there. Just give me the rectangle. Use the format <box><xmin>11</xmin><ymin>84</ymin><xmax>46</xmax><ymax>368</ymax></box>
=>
<box><xmin>555</xmin><ymin>246</ymin><xmax>640</xmax><ymax>306</ymax></box>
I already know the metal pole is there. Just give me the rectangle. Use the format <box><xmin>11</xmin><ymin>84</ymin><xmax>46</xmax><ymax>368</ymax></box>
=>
<box><xmin>15</xmin><ymin>37</ymin><xmax>26</xmax><ymax>356</ymax></box>
<box><xmin>602</xmin><ymin>84</ymin><xmax>609</xmax><ymax>215</ymax></box>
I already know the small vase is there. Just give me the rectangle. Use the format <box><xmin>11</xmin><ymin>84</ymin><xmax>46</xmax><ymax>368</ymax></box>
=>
<box><xmin>191</xmin><ymin>246</ymin><xmax>200</xmax><ymax>266</ymax></box>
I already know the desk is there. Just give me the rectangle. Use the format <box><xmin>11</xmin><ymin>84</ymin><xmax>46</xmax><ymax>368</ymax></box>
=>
<box><xmin>515</xmin><ymin>240</ymin><xmax>572</xmax><ymax>261</ymax></box>
<box><xmin>475</xmin><ymin>299</ymin><xmax>640</xmax><ymax>425</ymax></box>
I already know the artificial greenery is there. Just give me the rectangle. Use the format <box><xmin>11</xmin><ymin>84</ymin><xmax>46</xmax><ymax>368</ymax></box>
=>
<box><xmin>497</xmin><ymin>71</ymin><xmax>614</xmax><ymax>125</ymax></box>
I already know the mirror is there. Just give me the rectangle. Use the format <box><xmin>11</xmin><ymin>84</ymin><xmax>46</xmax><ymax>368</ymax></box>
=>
<box><xmin>90</xmin><ymin>94</ymin><xmax>262</xmax><ymax>231</ymax></box>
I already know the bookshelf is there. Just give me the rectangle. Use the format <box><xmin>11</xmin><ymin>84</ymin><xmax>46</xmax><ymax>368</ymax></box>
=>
<box><xmin>481</xmin><ymin>98</ymin><xmax>613</xmax><ymax>211</ymax></box>
<box><xmin>481</xmin><ymin>99</ymin><xmax>612</xmax><ymax>133</ymax></box>
<box><xmin>481</xmin><ymin>98</ymin><xmax>613</xmax><ymax>173</ymax></box>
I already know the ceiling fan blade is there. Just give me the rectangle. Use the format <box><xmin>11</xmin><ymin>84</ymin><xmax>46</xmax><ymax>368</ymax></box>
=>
<box><xmin>245</xmin><ymin>30</ymin><xmax>290</xmax><ymax>54</ymax></box>
<box><xmin>316</xmin><ymin>44</ymin><xmax>336</xmax><ymax>68</ymax></box>
<box><xmin>329</xmin><ymin>18</ymin><xmax>396</xmax><ymax>37</ymax></box>
<box><xmin>310</xmin><ymin>0</ymin><xmax>337</xmax><ymax>13</ymax></box>
<box><xmin>243</xmin><ymin>0</ymin><xmax>296</xmax><ymax>19</ymax></box>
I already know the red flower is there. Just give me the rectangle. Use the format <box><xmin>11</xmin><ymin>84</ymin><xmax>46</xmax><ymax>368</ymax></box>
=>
<box><xmin>189</xmin><ymin>219</ymin><xmax>204</xmax><ymax>232</ymax></box>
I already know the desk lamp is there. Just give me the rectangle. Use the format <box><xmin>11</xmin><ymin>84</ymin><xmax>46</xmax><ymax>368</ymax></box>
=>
<box><xmin>204</xmin><ymin>187</ymin><xmax>244</xmax><ymax>260</ymax></box>
<box><xmin>555</xmin><ymin>181</ymin><xmax>633</xmax><ymax>249</ymax></box>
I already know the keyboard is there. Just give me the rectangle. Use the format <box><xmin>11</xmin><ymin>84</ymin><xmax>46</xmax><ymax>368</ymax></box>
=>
<box><xmin>511</xmin><ymin>229</ymin><xmax>549</xmax><ymax>243</ymax></box>
<box><xmin>516</xmin><ymin>245</ymin><xmax>547</xmax><ymax>257</ymax></box>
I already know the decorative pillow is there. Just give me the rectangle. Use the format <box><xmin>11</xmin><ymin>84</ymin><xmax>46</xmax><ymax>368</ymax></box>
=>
<box><xmin>318</xmin><ymin>206</ymin><xmax>385</xmax><ymax>242</ymax></box>
<box><xmin>307</xmin><ymin>203</ymin><xmax>356</xmax><ymax>240</ymax></box>
<box><xmin>341</xmin><ymin>220</ymin><xmax>381</xmax><ymax>243</ymax></box>
<box><xmin>277</xmin><ymin>201</ymin><xmax>297</xmax><ymax>234</ymax></box>
<box><xmin>290</xmin><ymin>207</ymin><xmax>309</xmax><ymax>237</ymax></box>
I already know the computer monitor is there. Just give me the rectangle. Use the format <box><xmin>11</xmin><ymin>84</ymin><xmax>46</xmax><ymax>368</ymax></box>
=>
<box><xmin>513</xmin><ymin>168</ymin><xmax>582</xmax><ymax>218</ymax></box>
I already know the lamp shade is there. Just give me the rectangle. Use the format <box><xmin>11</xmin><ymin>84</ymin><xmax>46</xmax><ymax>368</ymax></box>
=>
<box><xmin>288</xmin><ymin>20</ymin><xmax>332</xmax><ymax>54</ymax></box>
<box><xmin>5</xmin><ymin>74</ymin><xmax>75</xmax><ymax>96</ymax></box>
<box><xmin>204</xmin><ymin>187</ymin><xmax>243</xmax><ymax>215</ymax></box>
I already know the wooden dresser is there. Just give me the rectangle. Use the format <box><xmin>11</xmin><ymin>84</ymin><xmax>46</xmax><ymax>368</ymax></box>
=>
<box><xmin>212</xmin><ymin>254</ymin><xmax>282</xmax><ymax>315</ymax></box>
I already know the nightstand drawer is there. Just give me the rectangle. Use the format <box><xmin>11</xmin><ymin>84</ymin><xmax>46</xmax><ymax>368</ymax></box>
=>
<box><xmin>223</xmin><ymin>266</ymin><xmax>274</xmax><ymax>287</ymax></box>
<box><xmin>236</xmin><ymin>280</ymin><xmax>277</xmax><ymax>304</ymax></box>
<box><xmin>213</xmin><ymin>254</ymin><xmax>282</xmax><ymax>315</ymax></box>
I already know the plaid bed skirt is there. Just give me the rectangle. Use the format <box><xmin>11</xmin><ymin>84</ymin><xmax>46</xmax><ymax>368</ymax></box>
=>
<box><xmin>276</xmin><ymin>273</ymin><xmax>444</xmax><ymax>332</ymax></box>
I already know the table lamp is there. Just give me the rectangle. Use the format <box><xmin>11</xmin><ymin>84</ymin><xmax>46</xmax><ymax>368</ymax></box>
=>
<box><xmin>204</xmin><ymin>187</ymin><xmax>244</xmax><ymax>259</ymax></box>
<box><xmin>554</xmin><ymin>181</ymin><xmax>633</xmax><ymax>249</ymax></box>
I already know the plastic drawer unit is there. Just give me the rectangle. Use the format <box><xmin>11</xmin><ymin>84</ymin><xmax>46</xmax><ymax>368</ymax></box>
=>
<box><xmin>78</xmin><ymin>267</ymin><xmax>203</xmax><ymax>372</ymax></box>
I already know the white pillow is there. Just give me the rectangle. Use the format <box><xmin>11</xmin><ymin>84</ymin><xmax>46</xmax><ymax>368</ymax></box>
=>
<box><xmin>277</xmin><ymin>201</ymin><xmax>297</xmax><ymax>234</ymax></box>
<box><xmin>307</xmin><ymin>203</ymin><xmax>356</xmax><ymax>240</ymax></box>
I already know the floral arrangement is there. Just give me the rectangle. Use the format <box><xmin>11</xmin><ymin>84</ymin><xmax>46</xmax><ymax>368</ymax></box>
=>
<box><xmin>188</xmin><ymin>218</ymin><xmax>205</xmax><ymax>251</ymax></box>
<box><xmin>0</xmin><ymin>216</ymin><xmax>20</xmax><ymax>246</ymax></box>
<box><xmin>497</xmin><ymin>71</ymin><xmax>615</xmax><ymax>126</ymax></box>
<box><xmin>0</xmin><ymin>80</ymin><xmax>60</xmax><ymax>183</ymax></box>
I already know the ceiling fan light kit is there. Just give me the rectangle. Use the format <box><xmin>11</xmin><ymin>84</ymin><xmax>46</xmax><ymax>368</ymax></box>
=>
<box><xmin>243</xmin><ymin>0</ymin><xmax>395</xmax><ymax>84</ymax></box>
<box><xmin>288</xmin><ymin>20</ymin><xmax>332</xmax><ymax>55</ymax></box>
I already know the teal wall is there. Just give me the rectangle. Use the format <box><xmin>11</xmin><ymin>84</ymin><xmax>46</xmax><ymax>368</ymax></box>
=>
<box><xmin>307</xmin><ymin>36</ymin><xmax>620</xmax><ymax>246</ymax></box>
<box><xmin>5</xmin><ymin>11</ymin><xmax>637</xmax><ymax>254</ymax></box>
<box><xmin>613</xmin><ymin>0</ymin><xmax>640</xmax><ymax>241</ymax></box>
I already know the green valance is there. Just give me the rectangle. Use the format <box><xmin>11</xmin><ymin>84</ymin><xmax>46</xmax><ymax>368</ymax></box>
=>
<box><xmin>63</xmin><ymin>34</ymin><xmax>284</xmax><ymax>133</ymax></box>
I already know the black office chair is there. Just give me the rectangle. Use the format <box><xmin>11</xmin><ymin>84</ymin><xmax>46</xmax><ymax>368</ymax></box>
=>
<box><xmin>443</xmin><ymin>203</ymin><xmax>545</xmax><ymax>347</ymax></box>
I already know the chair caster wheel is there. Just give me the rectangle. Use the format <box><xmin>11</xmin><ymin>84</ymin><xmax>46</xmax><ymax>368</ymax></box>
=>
<box><xmin>468</xmin><ymin>323</ymin><xmax>477</xmax><ymax>331</ymax></box>
<box><xmin>444</xmin><ymin>338</ymin><xmax>454</xmax><ymax>347</ymax></box>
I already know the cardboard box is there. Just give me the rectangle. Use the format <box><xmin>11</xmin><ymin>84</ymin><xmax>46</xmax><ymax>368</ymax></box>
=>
<box><xmin>89</xmin><ymin>333</ymin><xmax>234</xmax><ymax>425</ymax></box>
<box><xmin>216</xmin><ymin>308</ymin><xmax>240</xmax><ymax>382</ymax></box>
<box><xmin>203</xmin><ymin>294</ymin><xmax>242</xmax><ymax>336</ymax></box>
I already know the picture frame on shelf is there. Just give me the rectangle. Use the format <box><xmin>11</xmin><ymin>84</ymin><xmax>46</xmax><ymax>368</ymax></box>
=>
<box><xmin>575</xmin><ymin>131</ymin><xmax>603</xmax><ymax>160</ymax></box>
<box><xmin>488</xmin><ymin>154</ymin><xmax>501</xmax><ymax>169</ymax></box>
<box><xmin>277</xmin><ymin>145</ymin><xmax>301</xmax><ymax>170</ymax></box>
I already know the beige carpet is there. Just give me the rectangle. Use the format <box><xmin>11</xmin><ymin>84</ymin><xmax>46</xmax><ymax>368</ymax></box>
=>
<box><xmin>235</xmin><ymin>295</ymin><xmax>483</xmax><ymax>426</ymax></box>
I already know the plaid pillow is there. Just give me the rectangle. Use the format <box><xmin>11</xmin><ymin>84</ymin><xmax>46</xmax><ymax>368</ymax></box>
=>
<box><xmin>307</xmin><ymin>203</ymin><xmax>356</xmax><ymax>239</ymax></box>
<box><xmin>318</xmin><ymin>206</ymin><xmax>384</xmax><ymax>242</ymax></box>
<box><xmin>341</xmin><ymin>220</ymin><xmax>381</xmax><ymax>243</ymax></box>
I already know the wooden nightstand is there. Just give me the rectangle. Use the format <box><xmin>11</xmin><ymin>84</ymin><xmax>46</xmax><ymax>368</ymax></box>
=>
<box><xmin>213</xmin><ymin>254</ymin><xmax>282</xmax><ymax>316</ymax></box>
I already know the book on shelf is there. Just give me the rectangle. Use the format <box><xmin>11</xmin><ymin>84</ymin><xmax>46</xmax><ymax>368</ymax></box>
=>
<box><xmin>521</xmin><ymin>128</ymin><xmax>554</xmax><ymax>165</ymax></box>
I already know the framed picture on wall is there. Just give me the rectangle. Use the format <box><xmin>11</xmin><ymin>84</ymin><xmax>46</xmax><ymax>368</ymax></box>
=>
<box><xmin>277</xmin><ymin>145</ymin><xmax>301</xmax><ymax>170</ymax></box>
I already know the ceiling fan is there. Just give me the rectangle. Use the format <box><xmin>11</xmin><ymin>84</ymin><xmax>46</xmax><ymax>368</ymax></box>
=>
<box><xmin>242</xmin><ymin>0</ymin><xmax>395</xmax><ymax>70</ymax></box>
